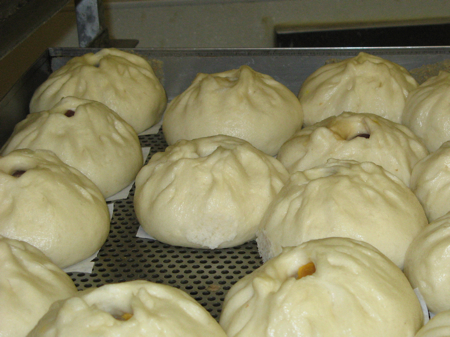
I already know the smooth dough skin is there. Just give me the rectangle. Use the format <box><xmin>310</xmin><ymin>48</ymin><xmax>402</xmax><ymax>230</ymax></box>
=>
<box><xmin>0</xmin><ymin>149</ymin><xmax>110</xmax><ymax>268</ymax></box>
<box><xmin>29</xmin><ymin>48</ymin><xmax>167</xmax><ymax>133</ymax></box>
<box><xmin>256</xmin><ymin>159</ymin><xmax>428</xmax><ymax>268</ymax></box>
<box><xmin>277</xmin><ymin>111</ymin><xmax>428</xmax><ymax>186</ymax></box>
<box><xmin>298</xmin><ymin>52</ymin><xmax>418</xmax><ymax>125</ymax></box>
<box><xmin>415</xmin><ymin>310</ymin><xmax>450</xmax><ymax>337</ymax></box>
<box><xmin>134</xmin><ymin>135</ymin><xmax>289</xmax><ymax>249</ymax></box>
<box><xmin>404</xmin><ymin>212</ymin><xmax>450</xmax><ymax>314</ymax></box>
<box><xmin>410</xmin><ymin>141</ymin><xmax>450</xmax><ymax>222</ymax></box>
<box><xmin>403</xmin><ymin>71</ymin><xmax>450</xmax><ymax>152</ymax></box>
<box><xmin>0</xmin><ymin>236</ymin><xmax>77</xmax><ymax>337</ymax></box>
<box><xmin>162</xmin><ymin>65</ymin><xmax>303</xmax><ymax>156</ymax></box>
<box><xmin>219</xmin><ymin>237</ymin><xmax>424</xmax><ymax>337</ymax></box>
<box><xmin>29</xmin><ymin>280</ymin><xmax>228</xmax><ymax>337</ymax></box>
<box><xmin>1</xmin><ymin>97</ymin><xmax>143</xmax><ymax>198</ymax></box>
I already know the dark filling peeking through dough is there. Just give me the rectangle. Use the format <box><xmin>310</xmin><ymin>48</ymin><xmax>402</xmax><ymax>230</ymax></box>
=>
<box><xmin>65</xmin><ymin>110</ymin><xmax>76</xmax><ymax>117</ymax></box>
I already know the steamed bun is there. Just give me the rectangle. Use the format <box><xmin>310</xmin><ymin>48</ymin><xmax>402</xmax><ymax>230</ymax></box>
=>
<box><xmin>29</xmin><ymin>280</ymin><xmax>227</xmax><ymax>337</ymax></box>
<box><xmin>162</xmin><ymin>65</ymin><xmax>303</xmax><ymax>156</ymax></box>
<box><xmin>411</xmin><ymin>141</ymin><xmax>450</xmax><ymax>221</ymax></box>
<box><xmin>220</xmin><ymin>237</ymin><xmax>423</xmax><ymax>337</ymax></box>
<box><xmin>134</xmin><ymin>135</ymin><xmax>289</xmax><ymax>249</ymax></box>
<box><xmin>403</xmin><ymin>71</ymin><xmax>450</xmax><ymax>152</ymax></box>
<box><xmin>0</xmin><ymin>149</ymin><xmax>110</xmax><ymax>268</ymax></box>
<box><xmin>1</xmin><ymin>97</ymin><xmax>143</xmax><ymax>198</ymax></box>
<box><xmin>0</xmin><ymin>236</ymin><xmax>77</xmax><ymax>337</ymax></box>
<box><xmin>404</xmin><ymin>211</ymin><xmax>450</xmax><ymax>314</ymax></box>
<box><xmin>256</xmin><ymin>159</ymin><xmax>427</xmax><ymax>268</ymax></box>
<box><xmin>299</xmin><ymin>52</ymin><xmax>418</xmax><ymax>125</ymax></box>
<box><xmin>29</xmin><ymin>48</ymin><xmax>167</xmax><ymax>133</ymax></box>
<box><xmin>277</xmin><ymin>111</ymin><xmax>428</xmax><ymax>186</ymax></box>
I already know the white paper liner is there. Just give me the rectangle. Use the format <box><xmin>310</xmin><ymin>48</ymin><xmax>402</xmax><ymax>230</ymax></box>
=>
<box><xmin>136</xmin><ymin>225</ymin><xmax>155</xmax><ymax>240</ymax></box>
<box><xmin>106</xmin><ymin>147</ymin><xmax>150</xmax><ymax>202</ymax></box>
<box><xmin>414</xmin><ymin>287</ymin><xmax>430</xmax><ymax>324</ymax></box>
<box><xmin>63</xmin><ymin>203</ymin><xmax>115</xmax><ymax>273</ymax></box>
<box><xmin>138</xmin><ymin>118</ymin><xmax>163</xmax><ymax>136</ymax></box>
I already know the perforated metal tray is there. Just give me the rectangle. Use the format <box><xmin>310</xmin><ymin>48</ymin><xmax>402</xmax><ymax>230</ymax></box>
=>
<box><xmin>4</xmin><ymin>46</ymin><xmax>450</xmax><ymax>321</ymax></box>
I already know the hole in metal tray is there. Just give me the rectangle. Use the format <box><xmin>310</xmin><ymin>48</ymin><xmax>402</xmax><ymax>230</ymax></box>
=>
<box><xmin>67</xmin><ymin>127</ymin><xmax>263</xmax><ymax>321</ymax></box>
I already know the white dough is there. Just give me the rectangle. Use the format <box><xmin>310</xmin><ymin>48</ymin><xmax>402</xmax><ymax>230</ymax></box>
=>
<box><xmin>256</xmin><ymin>159</ymin><xmax>428</xmax><ymax>268</ymax></box>
<box><xmin>403</xmin><ymin>71</ymin><xmax>450</xmax><ymax>152</ymax></box>
<box><xmin>415</xmin><ymin>310</ymin><xmax>450</xmax><ymax>337</ymax></box>
<box><xmin>29</xmin><ymin>48</ymin><xmax>167</xmax><ymax>133</ymax></box>
<box><xmin>277</xmin><ymin>111</ymin><xmax>428</xmax><ymax>186</ymax></box>
<box><xmin>134</xmin><ymin>135</ymin><xmax>289</xmax><ymax>249</ymax></box>
<box><xmin>220</xmin><ymin>237</ymin><xmax>424</xmax><ymax>337</ymax></box>
<box><xmin>410</xmin><ymin>141</ymin><xmax>450</xmax><ymax>222</ymax></box>
<box><xmin>162</xmin><ymin>65</ymin><xmax>303</xmax><ymax>156</ymax></box>
<box><xmin>29</xmin><ymin>280</ymin><xmax>227</xmax><ymax>337</ymax></box>
<box><xmin>299</xmin><ymin>52</ymin><xmax>418</xmax><ymax>125</ymax></box>
<box><xmin>0</xmin><ymin>149</ymin><xmax>110</xmax><ymax>268</ymax></box>
<box><xmin>1</xmin><ymin>97</ymin><xmax>143</xmax><ymax>198</ymax></box>
<box><xmin>404</xmin><ymin>211</ymin><xmax>450</xmax><ymax>314</ymax></box>
<box><xmin>0</xmin><ymin>236</ymin><xmax>77</xmax><ymax>337</ymax></box>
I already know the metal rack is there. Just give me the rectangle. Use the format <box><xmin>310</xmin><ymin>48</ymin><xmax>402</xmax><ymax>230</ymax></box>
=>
<box><xmin>0</xmin><ymin>0</ymin><xmax>137</xmax><ymax>61</ymax></box>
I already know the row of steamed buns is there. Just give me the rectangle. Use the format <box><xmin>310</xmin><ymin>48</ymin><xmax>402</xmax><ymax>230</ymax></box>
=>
<box><xmin>2</xmin><ymin>48</ymin><xmax>450</xmax><ymax>336</ymax></box>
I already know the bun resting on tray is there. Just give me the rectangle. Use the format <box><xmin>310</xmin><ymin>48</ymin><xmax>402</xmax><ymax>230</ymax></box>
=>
<box><xmin>403</xmin><ymin>71</ymin><xmax>450</xmax><ymax>152</ymax></box>
<box><xmin>134</xmin><ymin>135</ymin><xmax>289</xmax><ymax>249</ymax></box>
<box><xmin>0</xmin><ymin>236</ymin><xmax>77</xmax><ymax>337</ymax></box>
<box><xmin>219</xmin><ymin>237</ymin><xmax>424</xmax><ymax>337</ymax></box>
<box><xmin>1</xmin><ymin>96</ymin><xmax>143</xmax><ymax>198</ymax></box>
<box><xmin>162</xmin><ymin>65</ymin><xmax>303</xmax><ymax>156</ymax></box>
<box><xmin>414</xmin><ymin>310</ymin><xmax>450</xmax><ymax>337</ymax></box>
<box><xmin>29</xmin><ymin>48</ymin><xmax>167</xmax><ymax>133</ymax></box>
<box><xmin>277</xmin><ymin>111</ymin><xmax>428</xmax><ymax>186</ymax></box>
<box><xmin>28</xmin><ymin>280</ymin><xmax>228</xmax><ymax>337</ymax></box>
<box><xmin>256</xmin><ymin>159</ymin><xmax>428</xmax><ymax>268</ymax></box>
<box><xmin>298</xmin><ymin>52</ymin><xmax>418</xmax><ymax>126</ymax></box>
<box><xmin>404</xmin><ymin>211</ymin><xmax>450</xmax><ymax>314</ymax></box>
<box><xmin>0</xmin><ymin>149</ymin><xmax>110</xmax><ymax>268</ymax></box>
<box><xmin>410</xmin><ymin>141</ymin><xmax>450</xmax><ymax>222</ymax></box>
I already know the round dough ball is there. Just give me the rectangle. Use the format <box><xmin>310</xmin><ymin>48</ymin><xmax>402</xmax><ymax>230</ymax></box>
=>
<box><xmin>134</xmin><ymin>135</ymin><xmax>289</xmax><ymax>249</ymax></box>
<box><xmin>403</xmin><ymin>71</ymin><xmax>450</xmax><ymax>152</ymax></box>
<box><xmin>299</xmin><ymin>52</ymin><xmax>418</xmax><ymax>125</ymax></box>
<box><xmin>256</xmin><ymin>159</ymin><xmax>428</xmax><ymax>268</ymax></box>
<box><xmin>277</xmin><ymin>111</ymin><xmax>428</xmax><ymax>186</ymax></box>
<box><xmin>29</xmin><ymin>280</ymin><xmax>227</xmax><ymax>337</ymax></box>
<box><xmin>29</xmin><ymin>48</ymin><xmax>167</xmax><ymax>133</ymax></box>
<box><xmin>1</xmin><ymin>97</ymin><xmax>143</xmax><ymax>198</ymax></box>
<box><xmin>410</xmin><ymin>141</ymin><xmax>450</xmax><ymax>222</ymax></box>
<box><xmin>220</xmin><ymin>237</ymin><xmax>424</xmax><ymax>337</ymax></box>
<box><xmin>162</xmin><ymin>65</ymin><xmax>303</xmax><ymax>156</ymax></box>
<box><xmin>404</xmin><ymin>212</ymin><xmax>450</xmax><ymax>314</ymax></box>
<box><xmin>0</xmin><ymin>149</ymin><xmax>110</xmax><ymax>268</ymax></box>
<box><xmin>0</xmin><ymin>236</ymin><xmax>77</xmax><ymax>337</ymax></box>
<box><xmin>415</xmin><ymin>310</ymin><xmax>450</xmax><ymax>337</ymax></box>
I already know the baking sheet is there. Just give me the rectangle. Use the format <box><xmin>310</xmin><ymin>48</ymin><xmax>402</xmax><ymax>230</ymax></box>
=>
<box><xmin>3</xmin><ymin>47</ymin><xmax>450</xmax><ymax>320</ymax></box>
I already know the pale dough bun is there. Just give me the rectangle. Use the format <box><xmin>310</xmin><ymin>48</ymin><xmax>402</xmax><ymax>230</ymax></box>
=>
<box><xmin>162</xmin><ymin>65</ymin><xmax>303</xmax><ymax>156</ymax></box>
<box><xmin>220</xmin><ymin>237</ymin><xmax>424</xmax><ymax>337</ymax></box>
<box><xmin>403</xmin><ymin>71</ymin><xmax>450</xmax><ymax>152</ymax></box>
<box><xmin>256</xmin><ymin>159</ymin><xmax>428</xmax><ymax>268</ymax></box>
<box><xmin>29</xmin><ymin>280</ymin><xmax>227</xmax><ymax>337</ymax></box>
<box><xmin>0</xmin><ymin>149</ymin><xmax>110</xmax><ymax>268</ymax></box>
<box><xmin>134</xmin><ymin>135</ymin><xmax>289</xmax><ymax>249</ymax></box>
<box><xmin>1</xmin><ymin>97</ymin><xmax>143</xmax><ymax>198</ymax></box>
<box><xmin>410</xmin><ymin>141</ymin><xmax>450</xmax><ymax>222</ymax></box>
<box><xmin>299</xmin><ymin>52</ymin><xmax>418</xmax><ymax>125</ymax></box>
<box><xmin>0</xmin><ymin>236</ymin><xmax>77</xmax><ymax>337</ymax></box>
<box><xmin>415</xmin><ymin>310</ymin><xmax>450</xmax><ymax>337</ymax></box>
<box><xmin>277</xmin><ymin>111</ymin><xmax>428</xmax><ymax>186</ymax></box>
<box><xmin>29</xmin><ymin>48</ymin><xmax>167</xmax><ymax>133</ymax></box>
<box><xmin>404</xmin><ymin>211</ymin><xmax>450</xmax><ymax>314</ymax></box>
